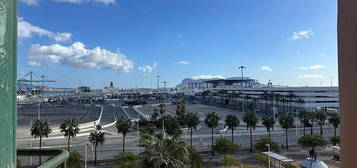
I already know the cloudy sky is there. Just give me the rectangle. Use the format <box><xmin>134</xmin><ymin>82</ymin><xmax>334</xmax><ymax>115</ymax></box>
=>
<box><xmin>18</xmin><ymin>0</ymin><xmax>337</xmax><ymax>88</ymax></box>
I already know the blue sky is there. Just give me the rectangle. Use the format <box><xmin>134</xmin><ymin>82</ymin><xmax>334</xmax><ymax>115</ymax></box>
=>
<box><xmin>18</xmin><ymin>0</ymin><xmax>338</xmax><ymax>88</ymax></box>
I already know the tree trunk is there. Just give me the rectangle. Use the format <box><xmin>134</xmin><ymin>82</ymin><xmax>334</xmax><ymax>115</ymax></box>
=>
<box><xmin>250</xmin><ymin>127</ymin><xmax>253</xmax><ymax>152</ymax></box>
<box><xmin>211</xmin><ymin>127</ymin><xmax>214</xmax><ymax>155</ymax></box>
<box><xmin>268</xmin><ymin>128</ymin><xmax>271</xmax><ymax>139</ymax></box>
<box><xmin>303</xmin><ymin>125</ymin><xmax>306</xmax><ymax>135</ymax></box>
<box><xmin>94</xmin><ymin>145</ymin><xmax>97</xmax><ymax>166</ymax></box>
<box><xmin>231</xmin><ymin>129</ymin><xmax>234</xmax><ymax>142</ymax></box>
<box><xmin>285</xmin><ymin>128</ymin><xmax>289</xmax><ymax>149</ymax></box>
<box><xmin>68</xmin><ymin>136</ymin><xmax>71</xmax><ymax>151</ymax></box>
<box><xmin>265</xmin><ymin>100</ymin><xmax>268</xmax><ymax>115</ymax></box>
<box><xmin>191</xmin><ymin>128</ymin><xmax>193</xmax><ymax>148</ymax></box>
<box><xmin>123</xmin><ymin>135</ymin><xmax>126</xmax><ymax>152</ymax></box>
<box><xmin>334</xmin><ymin>127</ymin><xmax>337</xmax><ymax>137</ymax></box>
<box><xmin>39</xmin><ymin>136</ymin><xmax>42</xmax><ymax>165</ymax></box>
<box><xmin>311</xmin><ymin>122</ymin><xmax>314</xmax><ymax>135</ymax></box>
<box><xmin>320</xmin><ymin>125</ymin><xmax>323</xmax><ymax>135</ymax></box>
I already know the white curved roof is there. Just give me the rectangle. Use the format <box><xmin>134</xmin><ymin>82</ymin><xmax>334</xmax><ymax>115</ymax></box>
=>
<box><xmin>300</xmin><ymin>158</ymin><xmax>328</xmax><ymax>168</ymax></box>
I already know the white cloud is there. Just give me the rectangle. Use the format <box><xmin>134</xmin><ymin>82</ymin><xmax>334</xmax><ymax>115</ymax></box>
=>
<box><xmin>176</xmin><ymin>34</ymin><xmax>184</xmax><ymax>38</ymax></box>
<box><xmin>18</xmin><ymin>18</ymin><xmax>72</xmax><ymax>42</ymax></box>
<box><xmin>177</xmin><ymin>61</ymin><xmax>189</xmax><ymax>65</ymax></box>
<box><xmin>289</xmin><ymin>30</ymin><xmax>314</xmax><ymax>40</ymax></box>
<box><xmin>191</xmin><ymin>75</ymin><xmax>225</xmax><ymax>80</ymax></box>
<box><xmin>20</xmin><ymin>0</ymin><xmax>39</xmax><ymax>5</ymax></box>
<box><xmin>138</xmin><ymin>63</ymin><xmax>157</xmax><ymax>74</ymax></box>
<box><xmin>93</xmin><ymin>0</ymin><xmax>115</xmax><ymax>5</ymax></box>
<box><xmin>299</xmin><ymin>64</ymin><xmax>325</xmax><ymax>70</ymax></box>
<box><xmin>260</xmin><ymin>66</ymin><xmax>272</xmax><ymax>72</ymax></box>
<box><xmin>298</xmin><ymin>74</ymin><xmax>323</xmax><ymax>79</ymax></box>
<box><xmin>53</xmin><ymin>0</ymin><xmax>115</xmax><ymax>5</ymax></box>
<box><xmin>53</xmin><ymin>0</ymin><xmax>86</xmax><ymax>3</ymax></box>
<box><xmin>27</xmin><ymin>42</ymin><xmax>134</xmax><ymax>73</ymax></box>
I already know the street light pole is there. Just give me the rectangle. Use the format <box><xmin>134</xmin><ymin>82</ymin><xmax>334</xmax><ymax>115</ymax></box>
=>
<box><xmin>161</xmin><ymin>80</ymin><xmax>169</xmax><ymax>136</ymax></box>
<box><xmin>266</xmin><ymin>144</ymin><xmax>271</xmax><ymax>168</ymax></box>
<box><xmin>30</xmin><ymin>121</ymin><xmax>33</xmax><ymax>166</ymax></box>
<box><xmin>40</xmin><ymin>75</ymin><xmax>45</xmax><ymax>102</ymax></box>
<box><xmin>156</xmin><ymin>75</ymin><xmax>160</xmax><ymax>101</ymax></box>
<box><xmin>137</xmin><ymin>114</ymin><xmax>140</xmax><ymax>155</ymax></box>
<box><xmin>238</xmin><ymin>66</ymin><xmax>246</xmax><ymax>113</ymax></box>
<box><xmin>85</xmin><ymin>142</ymin><xmax>89</xmax><ymax>168</ymax></box>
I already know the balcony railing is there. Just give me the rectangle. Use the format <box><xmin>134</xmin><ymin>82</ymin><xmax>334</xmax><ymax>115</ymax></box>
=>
<box><xmin>17</xmin><ymin>148</ymin><xmax>69</xmax><ymax>168</ymax></box>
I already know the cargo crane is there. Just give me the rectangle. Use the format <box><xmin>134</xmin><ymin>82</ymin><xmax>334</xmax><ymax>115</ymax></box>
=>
<box><xmin>17</xmin><ymin>71</ymin><xmax>56</xmax><ymax>100</ymax></box>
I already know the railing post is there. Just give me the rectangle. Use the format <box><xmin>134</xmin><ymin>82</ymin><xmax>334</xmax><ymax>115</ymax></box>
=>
<box><xmin>0</xmin><ymin>0</ymin><xmax>17</xmax><ymax>167</ymax></box>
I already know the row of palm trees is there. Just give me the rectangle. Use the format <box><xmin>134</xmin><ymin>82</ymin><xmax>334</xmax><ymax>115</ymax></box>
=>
<box><xmin>30</xmin><ymin>116</ymin><xmax>133</xmax><ymax>165</ymax></box>
<box><xmin>203</xmin><ymin>110</ymin><xmax>339</xmax><ymax>153</ymax></box>
<box><xmin>298</xmin><ymin>109</ymin><xmax>340</xmax><ymax>136</ymax></box>
<box><xmin>30</xmin><ymin>106</ymin><xmax>340</xmax><ymax>166</ymax></box>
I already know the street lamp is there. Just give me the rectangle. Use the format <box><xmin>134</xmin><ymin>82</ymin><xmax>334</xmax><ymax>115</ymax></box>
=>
<box><xmin>137</xmin><ymin>114</ymin><xmax>140</xmax><ymax>155</ymax></box>
<box><xmin>266</xmin><ymin>144</ymin><xmax>271</xmax><ymax>168</ymax></box>
<box><xmin>161</xmin><ymin>80</ymin><xmax>169</xmax><ymax>136</ymax></box>
<box><xmin>85</xmin><ymin>142</ymin><xmax>89</xmax><ymax>168</ymax></box>
<box><xmin>37</xmin><ymin>103</ymin><xmax>41</xmax><ymax>120</ymax></box>
<box><xmin>238</xmin><ymin>66</ymin><xmax>246</xmax><ymax>113</ymax></box>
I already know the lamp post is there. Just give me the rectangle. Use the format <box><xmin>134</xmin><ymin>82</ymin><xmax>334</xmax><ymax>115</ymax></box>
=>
<box><xmin>238</xmin><ymin>66</ymin><xmax>246</xmax><ymax>113</ymax></box>
<box><xmin>37</xmin><ymin>103</ymin><xmax>41</xmax><ymax>120</ymax></box>
<box><xmin>30</xmin><ymin>121</ymin><xmax>33</xmax><ymax>166</ymax></box>
<box><xmin>137</xmin><ymin>114</ymin><xmax>140</xmax><ymax>155</ymax></box>
<box><xmin>85</xmin><ymin>142</ymin><xmax>89</xmax><ymax>168</ymax></box>
<box><xmin>161</xmin><ymin>80</ymin><xmax>169</xmax><ymax>135</ymax></box>
<box><xmin>266</xmin><ymin>144</ymin><xmax>271</xmax><ymax>168</ymax></box>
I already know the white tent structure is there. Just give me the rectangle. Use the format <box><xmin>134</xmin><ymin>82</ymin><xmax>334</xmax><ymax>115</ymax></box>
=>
<box><xmin>262</xmin><ymin>152</ymin><xmax>294</xmax><ymax>168</ymax></box>
<box><xmin>300</xmin><ymin>158</ymin><xmax>328</xmax><ymax>168</ymax></box>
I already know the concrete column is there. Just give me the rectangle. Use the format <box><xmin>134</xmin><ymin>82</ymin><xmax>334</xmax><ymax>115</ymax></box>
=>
<box><xmin>0</xmin><ymin>0</ymin><xmax>17</xmax><ymax>167</ymax></box>
<box><xmin>338</xmin><ymin>0</ymin><xmax>357</xmax><ymax>167</ymax></box>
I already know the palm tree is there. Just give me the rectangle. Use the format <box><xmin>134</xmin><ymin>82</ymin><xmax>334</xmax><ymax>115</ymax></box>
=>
<box><xmin>262</xmin><ymin>115</ymin><xmax>275</xmax><ymax>138</ymax></box>
<box><xmin>297</xmin><ymin>98</ymin><xmax>305</xmax><ymax>112</ymax></box>
<box><xmin>243</xmin><ymin>111</ymin><xmax>258</xmax><ymax>152</ymax></box>
<box><xmin>116</xmin><ymin>116</ymin><xmax>133</xmax><ymax>152</ymax></box>
<box><xmin>287</xmin><ymin>92</ymin><xmax>296</xmax><ymax>115</ymax></box>
<box><xmin>31</xmin><ymin>120</ymin><xmax>52</xmax><ymax>165</ymax></box>
<box><xmin>281</xmin><ymin>97</ymin><xmax>287</xmax><ymax>113</ymax></box>
<box><xmin>309</xmin><ymin>111</ymin><xmax>317</xmax><ymax>135</ymax></box>
<box><xmin>141</xmin><ymin>133</ymin><xmax>190</xmax><ymax>168</ymax></box>
<box><xmin>269</xmin><ymin>92</ymin><xmax>275</xmax><ymax>115</ymax></box>
<box><xmin>186</xmin><ymin>112</ymin><xmax>200</xmax><ymax>148</ymax></box>
<box><xmin>225</xmin><ymin>114</ymin><xmax>240</xmax><ymax>142</ymax></box>
<box><xmin>159</xmin><ymin>103</ymin><xmax>166</xmax><ymax>116</ymax></box>
<box><xmin>60</xmin><ymin>118</ymin><xmax>80</xmax><ymax>151</ymax></box>
<box><xmin>260</xmin><ymin>91</ymin><xmax>270</xmax><ymax>115</ymax></box>
<box><xmin>298</xmin><ymin>110</ymin><xmax>310</xmax><ymax>135</ymax></box>
<box><xmin>89</xmin><ymin>131</ymin><xmax>106</xmax><ymax>166</ymax></box>
<box><xmin>274</xmin><ymin>94</ymin><xmax>282</xmax><ymax>114</ymax></box>
<box><xmin>176</xmin><ymin>100</ymin><xmax>186</xmax><ymax>119</ymax></box>
<box><xmin>315</xmin><ymin>109</ymin><xmax>327</xmax><ymax>135</ymax></box>
<box><xmin>151</xmin><ymin>108</ymin><xmax>160</xmax><ymax>120</ymax></box>
<box><xmin>328</xmin><ymin>113</ymin><xmax>340</xmax><ymax>137</ymax></box>
<box><xmin>279</xmin><ymin>113</ymin><xmax>294</xmax><ymax>149</ymax></box>
<box><xmin>204</xmin><ymin>112</ymin><xmax>220</xmax><ymax>154</ymax></box>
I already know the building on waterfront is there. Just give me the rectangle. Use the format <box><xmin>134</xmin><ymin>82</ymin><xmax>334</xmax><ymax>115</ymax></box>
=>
<box><xmin>176</xmin><ymin>77</ymin><xmax>260</xmax><ymax>89</ymax></box>
<box><xmin>177</xmin><ymin>76</ymin><xmax>339</xmax><ymax>112</ymax></box>
<box><xmin>77</xmin><ymin>86</ymin><xmax>91</xmax><ymax>92</ymax></box>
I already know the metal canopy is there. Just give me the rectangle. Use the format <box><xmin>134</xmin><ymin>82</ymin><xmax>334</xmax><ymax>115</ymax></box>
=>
<box><xmin>262</xmin><ymin>152</ymin><xmax>294</xmax><ymax>162</ymax></box>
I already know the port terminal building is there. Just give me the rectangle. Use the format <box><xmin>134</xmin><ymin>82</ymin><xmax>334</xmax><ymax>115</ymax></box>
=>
<box><xmin>176</xmin><ymin>77</ymin><xmax>339</xmax><ymax>112</ymax></box>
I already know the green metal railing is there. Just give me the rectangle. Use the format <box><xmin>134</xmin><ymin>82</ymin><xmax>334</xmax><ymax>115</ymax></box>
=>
<box><xmin>17</xmin><ymin>148</ymin><xmax>70</xmax><ymax>168</ymax></box>
<box><xmin>0</xmin><ymin>0</ymin><xmax>17</xmax><ymax>167</ymax></box>
<box><xmin>0</xmin><ymin>1</ymin><xmax>69</xmax><ymax>167</ymax></box>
